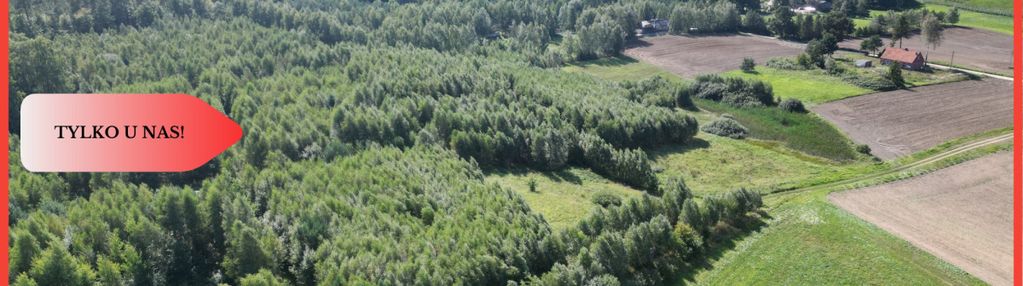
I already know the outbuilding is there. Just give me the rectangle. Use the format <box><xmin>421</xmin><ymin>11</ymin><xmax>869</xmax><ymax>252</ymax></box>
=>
<box><xmin>641</xmin><ymin>19</ymin><xmax>669</xmax><ymax>32</ymax></box>
<box><xmin>879</xmin><ymin>48</ymin><xmax>926</xmax><ymax>70</ymax></box>
<box><xmin>854</xmin><ymin>59</ymin><xmax>872</xmax><ymax>68</ymax></box>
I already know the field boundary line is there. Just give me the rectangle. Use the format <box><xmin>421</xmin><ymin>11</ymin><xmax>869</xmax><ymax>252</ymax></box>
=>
<box><xmin>765</xmin><ymin>132</ymin><xmax>1012</xmax><ymax>203</ymax></box>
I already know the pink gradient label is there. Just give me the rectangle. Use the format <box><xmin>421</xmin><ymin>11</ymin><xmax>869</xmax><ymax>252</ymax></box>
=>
<box><xmin>20</xmin><ymin>94</ymin><xmax>242</xmax><ymax>172</ymax></box>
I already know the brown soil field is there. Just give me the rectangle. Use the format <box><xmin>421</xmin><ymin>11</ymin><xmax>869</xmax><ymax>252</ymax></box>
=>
<box><xmin>812</xmin><ymin>78</ymin><xmax>1011</xmax><ymax>160</ymax></box>
<box><xmin>829</xmin><ymin>152</ymin><xmax>1013</xmax><ymax>286</ymax></box>
<box><xmin>840</xmin><ymin>27</ymin><xmax>1012</xmax><ymax>75</ymax></box>
<box><xmin>624</xmin><ymin>35</ymin><xmax>805</xmax><ymax>78</ymax></box>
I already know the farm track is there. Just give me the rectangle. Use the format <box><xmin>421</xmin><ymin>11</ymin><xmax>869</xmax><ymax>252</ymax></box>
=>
<box><xmin>765</xmin><ymin>132</ymin><xmax>1012</xmax><ymax>206</ymax></box>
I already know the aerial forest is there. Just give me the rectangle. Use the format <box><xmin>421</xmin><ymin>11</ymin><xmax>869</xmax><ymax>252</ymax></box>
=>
<box><xmin>9</xmin><ymin>0</ymin><xmax>796</xmax><ymax>285</ymax></box>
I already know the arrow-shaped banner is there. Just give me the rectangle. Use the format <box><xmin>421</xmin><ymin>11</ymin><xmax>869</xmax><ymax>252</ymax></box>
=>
<box><xmin>20</xmin><ymin>94</ymin><xmax>242</xmax><ymax>172</ymax></box>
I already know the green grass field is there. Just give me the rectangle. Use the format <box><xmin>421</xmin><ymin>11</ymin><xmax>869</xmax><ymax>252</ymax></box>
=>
<box><xmin>696</xmin><ymin>99</ymin><xmax>863</xmax><ymax>162</ymax></box>
<box><xmin>562</xmin><ymin>56</ymin><xmax>681</xmax><ymax>82</ymax></box>
<box><xmin>685</xmin><ymin>192</ymin><xmax>985</xmax><ymax>285</ymax></box>
<box><xmin>723</xmin><ymin>67</ymin><xmax>871</xmax><ymax>105</ymax></box>
<box><xmin>853</xmin><ymin>5</ymin><xmax>1011</xmax><ymax>34</ymax></box>
<box><xmin>933</xmin><ymin>0</ymin><xmax>1012</xmax><ymax>11</ymax></box>
<box><xmin>927</xmin><ymin>4</ymin><xmax>1012</xmax><ymax>35</ymax></box>
<box><xmin>649</xmin><ymin>132</ymin><xmax>879</xmax><ymax>196</ymax></box>
<box><xmin>921</xmin><ymin>0</ymin><xmax>1013</xmax><ymax>15</ymax></box>
<box><xmin>852</xmin><ymin>17</ymin><xmax>871</xmax><ymax>29</ymax></box>
<box><xmin>485</xmin><ymin>167</ymin><xmax>645</xmax><ymax>230</ymax></box>
<box><xmin>677</xmin><ymin>129</ymin><xmax>1012</xmax><ymax>286</ymax></box>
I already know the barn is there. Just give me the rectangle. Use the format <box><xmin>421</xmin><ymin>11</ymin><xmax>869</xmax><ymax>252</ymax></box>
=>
<box><xmin>879</xmin><ymin>48</ymin><xmax>926</xmax><ymax>70</ymax></box>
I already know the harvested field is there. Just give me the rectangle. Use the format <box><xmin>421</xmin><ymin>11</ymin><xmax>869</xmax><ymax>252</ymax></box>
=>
<box><xmin>624</xmin><ymin>35</ymin><xmax>804</xmax><ymax>78</ymax></box>
<box><xmin>840</xmin><ymin>27</ymin><xmax>1012</xmax><ymax>75</ymax></box>
<box><xmin>812</xmin><ymin>78</ymin><xmax>1011</xmax><ymax>160</ymax></box>
<box><xmin>829</xmin><ymin>152</ymin><xmax>1013</xmax><ymax>286</ymax></box>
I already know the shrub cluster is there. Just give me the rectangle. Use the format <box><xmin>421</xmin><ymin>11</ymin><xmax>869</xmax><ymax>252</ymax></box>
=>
<box><xmin>741</xmin><ymin>57</ymin><xmax>756</xmax><ymax>73</ymax></box>
<box><xmin>701</xmin><ymin>116</ymin><xmax>749</xmax><ymax>139</ymax></box>
<box><xmin>579</xmin><ymin>134</ymin><xmax>660</xmax><ymax>192</ymax></box>
<box><xmin>591</xmin><ymin>190</ymin><xmax>623</xmax><ymax>208</ymax></box>
<box><xmin>621</xmin><ymin>76</ymin><xmax>696</xmax><ymax>110</ymax></box>
<box><xmin>765</xmin><ymin>57</ymin><xmax>806</xmax><ymax>71</ymax></box>
<box><xmin>689</xmin><ymin>75</ymin><xmax>775</xmax><ymax>108</ymax></box>
<box><xmin>855</xmin><ymin>144</ymin><xmax>872</xmax><ymax>155</ymax></box>
<box><xmin>778</xmin><ymin>99</ymin><xmax>807</xmax><ymax>113</ymax></box>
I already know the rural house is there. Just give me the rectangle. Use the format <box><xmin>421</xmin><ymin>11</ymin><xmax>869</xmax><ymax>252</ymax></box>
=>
<box><xmin>789</xmin><ymin>0</ymin><xmax>832</xmax><ymax>14</ymax></box>
<box><xmin>880</xmin><ymin>48</ymin><xmax>926</xmax><ymax>70</ymax></box>
<box><xmin>641</xmin><ymin>19</ymin><xmax>669</xmax><ymax>32</ymax></box>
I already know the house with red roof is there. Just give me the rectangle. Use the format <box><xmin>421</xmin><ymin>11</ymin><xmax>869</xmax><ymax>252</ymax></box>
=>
<box><xmin>879</xmin><ymin>47</ymin><xmax>926</xmax><ymax>70</ymax></box>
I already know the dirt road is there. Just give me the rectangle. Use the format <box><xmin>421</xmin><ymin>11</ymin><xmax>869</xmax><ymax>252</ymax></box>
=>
<box><xmin>812</xmin><ymin>79</ymin><xmax>1012</xmax><ymax>160</ymax></box>
<box><xmin>829</xmin><ymin>152</ymin><xmax>1013</xmax><ymax>286</ymax></box>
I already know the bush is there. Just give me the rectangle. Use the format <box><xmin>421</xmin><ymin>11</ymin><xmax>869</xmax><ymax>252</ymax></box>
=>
<box><xmin>824</xmin><ymin>58</ymin><xmax>844</xmax><ymax>75</ymax></box>
<box><xmin>591</xmin><ymin>190</ymin><xmax>623</xmax><ymax>208</ymax></box>
<box><xmin>765</xmin><ymin>58</ymin><xmax>804</xmax><ymax>70</ymax></box>
<box><xmin>855</xmin><ymin>144</ymin><xmax>871</xmax><ymax>155</ymax></box>
<box><xmin>887</xmin><ymin>62</ymin><xmax>905</xmax><ymax>88</ymax></box>
<box><xmin>701</xmin><ymin>117</ymin><xmax>748</xmax><ymax>139</ymax></box>
<box><xmin>740</xmin><ymin>57</ymin><xmax>756</xmax><ymax>73</ymax></box>
<box><xmin>796</xmin><ymin>53</ymin><xmax>814</xmax><ymax>69</ymax></box>
<box><xmin>673</xmin><ymin>222</ymin><xmax>704</xmax><ymax>258</ymax></box>
<box><xmin>528</xmin><ymin>178</ymin><xmax>539</xmax><ymax>193</ymax></box>
<box><xmin>778</xmin><ymin>98</ymin><xmax>806</xmax><ymax>113</ymax></box>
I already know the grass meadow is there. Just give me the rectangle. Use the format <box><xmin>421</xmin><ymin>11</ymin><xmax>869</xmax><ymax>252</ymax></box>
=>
<box><xmin>853</xmin><ymin>4</ymin><xmax>1011</xmax><ymax>35</ymax></box>
<box><xmin>925</xmin><ymin>4</ymin><xmax>1012</xmax><ymax>35</ymax></box>
<box><xmin>696</xmin><ymin>99</ymin><xmax>863</xmax><ymax>161</ymax></box>
<box><xmin>649</xmin><ymin>132</ymin><xmax>879</xmax><ymax>196</ymax></box>
<box><xmin>723</xmin><ymin>67</ymin><xmax>871</xmax><ymax>105</ymax></box>
<box><xmin>485</xmin><ymin>167</ymin><xmax>645</xmax><ymax>230</ymax></box>
<box><xmin>684</xmin><ymin>192</ymin><xmax>986</xmax><ymax>285</ymax></box>
<box><xmin>561</xmin><ymin>56</ymin><xmax>682</xmax><ymax>82</ymax></box>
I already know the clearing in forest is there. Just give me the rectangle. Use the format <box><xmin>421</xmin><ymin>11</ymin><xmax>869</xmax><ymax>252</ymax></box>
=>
<box><xmin>829</xmin><ymin>152</ymin><xmax>1013</xmax><ymax>286</ymax></box>
<box><xmin>624</xmin><ymin>35</ymin><xmax>804</xmax><ymax>78</ymax></box>
<box><xmin>485</xmin><ymin>167</ymin><xmax>644</xmax><ymax>230</ymax></box>
<box><xmin>812</xmin><ymin>78</ymin><xmax>1012</xmax><ymax>160</ymax></box>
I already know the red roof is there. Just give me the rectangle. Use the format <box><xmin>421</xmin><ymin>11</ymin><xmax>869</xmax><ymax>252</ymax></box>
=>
<box><xmin>880</xmin><ymin>48</ymin><xmax>924</xmax><ymax>64</ymax></box>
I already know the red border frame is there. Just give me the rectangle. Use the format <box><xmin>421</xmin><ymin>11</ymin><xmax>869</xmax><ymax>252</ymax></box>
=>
<box><xmin>3</xmin><ymin>0</ymin><xmax>11</xmax><ymax>283</ymax></box>
<box><xmin>1014</xmin><ymin>0</ymin><xmax>1022</xmax><ymax>283</ymax></box>
<box><xmin>0</xmin><ymin>1</ymin><xmax>1019</xmax><ymax>285</ymax></box>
